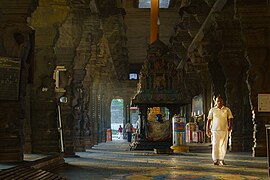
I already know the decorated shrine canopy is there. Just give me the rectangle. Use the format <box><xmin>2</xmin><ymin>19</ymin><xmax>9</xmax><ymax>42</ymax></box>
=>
<box><xmin>132</xmin><ymin>39</ymin><xmax>189</xmax><ymax>106</ymax></box>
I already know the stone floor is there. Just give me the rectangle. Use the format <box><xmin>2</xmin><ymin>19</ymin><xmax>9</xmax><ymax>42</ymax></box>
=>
<box><xmin>53</xmin><ymin>139</ymin><xmax>269</xmax><ymax>180</ymax></box>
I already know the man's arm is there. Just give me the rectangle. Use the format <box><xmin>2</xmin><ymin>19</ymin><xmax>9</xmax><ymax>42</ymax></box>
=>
<box><xmin>228</xmin><ymin>118</ymin><xmax>233</xmax><ymax>131</ymax></box>
<box><xmin>206</xmin><ymin>118</ymin><xmax>212</xmax><ymax>138</ymax></box>
<box><xmin>227</xmin><ymin>108</ymin><xmax>233</xmax><ymax>132</ymax></box>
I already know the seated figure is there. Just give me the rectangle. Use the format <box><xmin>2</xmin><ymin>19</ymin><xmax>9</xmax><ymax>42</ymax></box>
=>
<box><xmin>156</xmin><ymin>114</ymin><xmax>164</xmax><ymax>123</ymax></box>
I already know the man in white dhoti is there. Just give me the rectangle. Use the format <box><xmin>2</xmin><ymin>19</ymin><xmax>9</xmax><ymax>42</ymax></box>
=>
<box><xmin>206</xmin><ymin>96</ymin><xmax>233</xmax><ymax>166</ymax></box>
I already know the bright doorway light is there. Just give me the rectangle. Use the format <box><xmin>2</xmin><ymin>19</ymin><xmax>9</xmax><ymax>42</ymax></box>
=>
<box><xmin>111</xmin><ymin>99</ymin><xmax>124</xmax><ymax>139</ymax></box>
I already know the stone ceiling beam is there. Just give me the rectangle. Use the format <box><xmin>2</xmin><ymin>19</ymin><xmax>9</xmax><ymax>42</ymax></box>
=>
<box><xmin>187</xmin><ymin>0</ymin><xmax>228</xmax><ymax>55</ymax></box>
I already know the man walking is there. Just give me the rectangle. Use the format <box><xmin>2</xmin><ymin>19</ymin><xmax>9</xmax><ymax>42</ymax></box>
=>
<box><xmin>207</xmin><ymin>96</ymin><xmax>233</xmax><ymax>166</ymax></box>
<box><xmin>125</xmin><ymin>122</ymin><xmax>132</xmax><ymax>142</ymax></box>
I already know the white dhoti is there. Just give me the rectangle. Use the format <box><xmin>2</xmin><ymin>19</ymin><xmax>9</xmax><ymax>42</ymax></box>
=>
<box><xmin>211</xmin><ymin>131</ymin><xmax>228</xmax><ymax>161</ymax></box>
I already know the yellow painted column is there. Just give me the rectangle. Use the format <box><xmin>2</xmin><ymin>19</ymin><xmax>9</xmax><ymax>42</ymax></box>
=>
<box><xmin>150</xmin><ymin>0</ymin><xmax>159</xmax><ymax>44</ymax></box>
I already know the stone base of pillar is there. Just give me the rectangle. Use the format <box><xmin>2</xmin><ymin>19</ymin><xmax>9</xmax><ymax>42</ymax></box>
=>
<box><xmin>230</xmin><ymin>136</ymin><xmax>243</xmax><ymax>152</ymax></box>
<box><xmin>252</xmin><ymin>146</ymin><xmax>267</xmax><ymax>157</ymax></box>
<box><xmin>23</xmin><ymin>139</ymin><xmax>32</xmax><ymax>154</ymax></box>
<box><xmin>242</xmin><ymin>135</ymin><xmax>253</xmax><ymax>152</ymax></box>
<box><xmin>74</xmin><ymin>136</ymin><xmax>86</xmax><ymax>152</ymax></box>
<box><xmin>0</xmin><ymin>131</ymin><xmax>23</xmax><ymax>162</ymax></box>
<box><xmin>74</xmin><ymin>146</ymin><xmax>86</xmax><ymax>152</ymax></box>
<box><xmin>0</xmin><ymin>152</ymin><xmax>23</xmax><ymax>162</ymax></box>
<box><xmin>230</xmin><ymin>143</ymin><xmax>242</xmax><ymax>152</ymax></box>
<box><xmin>64</xmin><ymin>146</ymin><xmax>79</xmax><ymax>158</ymax></box>
<box><xmin>32</xmin><ymin>134</ymin><xmax>60</xmax><ymax>154</ymax></box>
<box><xmin>84</xmin><ymin>138</ymin><xmax>93</xmax><ymax>149</ymax></box>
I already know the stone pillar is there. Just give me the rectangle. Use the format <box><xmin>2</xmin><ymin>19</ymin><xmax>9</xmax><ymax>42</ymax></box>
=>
<box><xmin>236</xmin><ymin>1</ymin><xmax>270</xmax><ymax>156</ymax></box>
<box><xmin>72</xmin><ymin>83</ymin><xmax>85</xmax><ymax>152</ymax></box>
<box><xmin>124</xmin><ymin>97</ymin><xmax>131</xmax><ymax>124</ymax></box>
<box><xmin>99</xmin><ymin>92</ymin><xmax>106</xmax><ymax>143</ymax></box>
<box><xmin>206</xmin><ymin>2</ymin><xmax>254</xmax><ymax>152</ymax></box>
<box><xmin>103</xmin><ymin>95</ymin><xmax>112</xmax><ymax>137</ymax></box>
<box><xmin>0</xmin><ymin>0</ymin><xmax>35</xmax><ymax>160</ymax></box>
<box><xmin>138</xmin><ymin>105</ymin><xmax>147</xmax><ymax>138</ymax></box>
<box><xmin>91</xmin><ymin>87</ymin><xmax>98</xmax><ymax>145</ymax></box>
<box><xmin>84</xmin><ymin>85</ymin><xmax>93</xmax><ymax>149</ymax></box>
<box><xmin>197</xmin><ymin>69</ymin><xmax>212</xmax><ymax>143</ymax></box>
<box><xmin>83</xmin><ymin>59</ymin><xmax>93</xmax><ymax>148</ymax></box>
<box><xmin>208</xmin><ymin>60</ymin><xmax>226</xmax><ymax>99</ymax></box>
<box><xmin>219</xmin><ymin>50</ymin><xmax>248</xmax><ymax>152</ymax></box>
<box><xmin>246</xmin><ymin>44</ymin><xmax>270</xmax><ymax>156</ymax></box>
<box><xmin>54</xmin><ymin>3</ymin><xmax>86</xmax><ymax>154</ymax></box>
<box><xmin>216</xmin><ymin>5</ymin><xmax>250</xmax><ymax>152</ymax></box>
<box><xmin>71</xmin><ymin>5</ymin><xmax>105</xmax><ymax>152</ymax></box>
<box><xmin>97</xmin><ymin>92</ymin><xmax>102</xmax><ymax>143</ymax></box>
<box><xmin>107</xmin><ymin>97</ymin><xmax>112</xmax><ymax>129</ymax></box>
<box><xmin>28</xmin><ymin>0</ymin><xmax>69</xmax><ymax>154</ymax></box>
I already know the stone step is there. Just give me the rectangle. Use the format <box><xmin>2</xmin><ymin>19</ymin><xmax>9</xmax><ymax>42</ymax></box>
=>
<box><xmin>0</xmin><ymin>154</ymin><xmax>67</xmax><ymax>179</ymax></box>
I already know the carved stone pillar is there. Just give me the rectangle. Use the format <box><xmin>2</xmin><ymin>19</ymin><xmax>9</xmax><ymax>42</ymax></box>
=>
<box><xmin>138</xmin><ymin>105</ymin><xmax>148</xmax><ymax>138</ymax></box>
<box><xmin>246</xmin><ymin>42</ymin><xmax>270</xmax><ymax>156</ymax></box>
<box><xmin>196</xmin><ymin>68</ymin><xmax>212</xmax><ymax>142</ymax></box>
<box><xmin>0</xmin><ymin>0</ymin><xmax>35</xmax><ymax>160</ymax></box>
<box><xmin>99</xmin><ymin>90</ymin><xmax>106</xmax><ymax>143</ymax></box>
<box><xmin>103</xmin><ymin>95</ymin><xmax>112</xmax><ymax>133</ymax></box>
<box><xmin>103</xmin><ymin>93</ymin><xmax>112</xmax><ymax>142</ymax></box>
<box><xmin>97</xmin><ymin>89</ymin><xmax>102</xmax><ymax>143</ymax></box>
<box><xmin>198</xmin><ymin>38</ymin><xmax>225</xmax><ymax>99</ymax></box>
<box><xmin>123</xmin><ymin>97</ymin><xmax>131</xmax><ymax>124</ymax></box>
<box><xmin>84</xmin><ymin>85</ymin><xmax>93</xmax><ymax>149</ymax></box>
<box><xmin>29</xmin><ymin>0</ymin><xmax>69</xmax><ymax>154</ymax></box>
<box><xmin>98</xmin><ymin>83</ymin><xmax>111</xmax><ymax>143</ymax></box>
<box><xmin>207</xmin><ymin>59</ymin><xmax>226</xmax><ymax>99</ymax></box>
<box><xmin>54</xmin><ymin>3</ymin><xmax>86</xmax><ymax>154</ymax></box>
<box><xmin>90</xmin><ymin>87</ymin><xmax>98</xmax><ymax>145</ymax></box>
<box><xmin>215</xmin><ymin>3</ymin><xmax>253</xmax><ymax>152</ymax></box>
<box><xmin>236</xmin><ymin>1</ymin><xmax>270</xmax><ymax>156</ymax></box>
<box><xmin>83</xmin><ymin>71</ymin><xmax>93</xmax><ymax>149</ymax></box>
<box><xmin>219</xmin><ymin>50</ymin><xmax>247</xmax><ymax>152</ymax></box>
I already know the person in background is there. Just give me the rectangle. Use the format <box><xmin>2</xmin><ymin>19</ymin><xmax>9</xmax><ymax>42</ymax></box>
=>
<box><xmin>206</xmin><ymin>95</ymin><xmax>233</xmax><ymax>166</ymax></box>
<box><xmin>125</xmin><ymin>122</ymin><xmax>132</xmax><ymax>142</ymax></box>
<box><xmin>118</xmin><ymin>125</ymin><xmax>123</xmax><ymax>139</ymax></box>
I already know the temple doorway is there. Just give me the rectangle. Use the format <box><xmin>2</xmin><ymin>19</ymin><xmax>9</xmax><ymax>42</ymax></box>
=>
<box><xmin>111</xmin><ymin>99</ymin><xmax>124</xmax><ymax>140</ymax></box>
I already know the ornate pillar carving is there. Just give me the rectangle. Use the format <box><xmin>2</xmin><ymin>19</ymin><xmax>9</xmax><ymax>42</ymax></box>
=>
<box><xmin>54</xmin><ymin>2</ymin><xmax>86</xmax><ymax>155</ymax></box>
<box><xmin>29</xmin><ymin>0</ymin><xmax>69</xmax><ymax>154</ymax></box>
<box><xmin>236</xmin><ymin>1</ymin><xmax>270</xmax><ymax>156</ymax></box>
<box><xmin>83</xmin><ymin>66</ymin><xmax>93</xmax><ymax>149</ymax></box>
<box><xmin>138</xmin><ymin>105</ymin><xmax>148</xmax><ymax>138</ymax></box>
<box><xmin>97</xmin><ymin>86</ymin><xmax>102</xmax><ymax>143</ymax></box>
<box><xmin>219</xmin><ymin>40</ymin><xmax>249</xmax><ymax>152</ymax></box>
<box><xmin>207</xmin><ymin>57</ymin><xmax>226</xmax><ymax>99</ymax></box>
<box><xmin>215</xmin><ymin>3</ymin><xmax>252</xmax><ymax>152</ymax></box>
<box><xmin>103</xmin><ymin>94</ymin><xmax>112</xmax><ymax>135</ymax></box>
<box><xmin>99</xmin><ymin>83</ymin><xmax>108</xmax><ymax>143</ymax></box>
<box><xmin>91</xmin><ymin>86</ymin><xmax>99</xmax><ymax>145</ymax></box>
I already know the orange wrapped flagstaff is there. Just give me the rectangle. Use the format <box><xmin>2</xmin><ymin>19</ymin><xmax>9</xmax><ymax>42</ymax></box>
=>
<box><xmin>150</xmin><ymin>0</ymin><xmax>159</xmax><ymax>44</ymax></box>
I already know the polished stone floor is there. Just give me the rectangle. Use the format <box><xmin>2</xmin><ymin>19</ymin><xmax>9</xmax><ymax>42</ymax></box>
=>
<box><xmin>53</xmin><ymin>139</ymin><xmax>269</xmax><ymax>180</ymax></box>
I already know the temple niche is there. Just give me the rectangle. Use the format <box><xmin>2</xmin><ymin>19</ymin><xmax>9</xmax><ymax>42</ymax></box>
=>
<box><xmin>146</xmin><ymin>107</ymin><xmax>171</xmax><ymax>142</ymax></box>
<box><xmin>132</xmin><ymin>39</ymin><xmax>189</xmax><ymax>150</ymax></box>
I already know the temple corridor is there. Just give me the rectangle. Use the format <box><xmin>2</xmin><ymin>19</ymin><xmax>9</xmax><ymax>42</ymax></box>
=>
<box><xmin>52</xmin><ymin>140</ymin><xmax>269</xmax><ymax>180</ymax></box>
<box><xmin>1</xmin><ymin>1</ymin><xmax>270</xmax><ymax>179</ymax></box>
